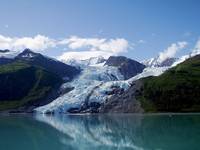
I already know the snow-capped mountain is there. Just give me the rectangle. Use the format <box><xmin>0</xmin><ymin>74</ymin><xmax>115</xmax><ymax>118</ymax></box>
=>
<box><xmin>35</xmin><ymin>56</ymin><xmax>156</xmax><ymax>114</ymax></box>
<box><xmin>35</xmin><ymin>63</ymin><xmax>130</xmax><ymax>113</ymax></box>
<box><xmin>1</xmin><ymin>47</ymin><xmax>199</xmax><ymax>113</ymax></box>
<box><xmin>35</xmin><ymin>63</ymin><xmax>168</xmax><ymax>114</ymax></box>
<box><xmin>32</xmin><ymin>46</ymin><xmax>200</xmax><ymax>114</ymax></box>
<box><xmin>0</xmin><ymin>49</ymin><xmax>80</xmax><ymax>80</ymax></box>
<box><xmin>16</xmin><ymin>48</ymin><xmax>39</xmax><ymax>58</ymax></box>
<box><xmin>62</xmin><ymin>56</ymin><xmax>106</xmax><ymax>68</ymax></box>
<box><xmin>172</xmin><ymin>48</ymin><xmax>200</xmax><ymax>66</ymax></box>
<box><xmin>143</xmin><ymin>57</ymin><xmax>177</xmax><ymax>67</ymax></box>
<box><xmin>15</xmin><ymin>49</ymin><xmax>80</xmax><ymax>80</ymax></box>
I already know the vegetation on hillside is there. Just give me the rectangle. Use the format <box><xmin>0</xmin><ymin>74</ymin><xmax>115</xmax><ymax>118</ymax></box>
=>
<box><xmin>0</xmin><ymin>61</ymin><xmax>62</xmax><ymax>111</ymax></box>
<box><xmin>139</xmin><ymin>55</ymin><xmax>200</xmax><ymax>112</ymax></box>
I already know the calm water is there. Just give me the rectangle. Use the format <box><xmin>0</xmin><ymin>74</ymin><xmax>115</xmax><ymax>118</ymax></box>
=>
<box><xmin>0</xmin><ymin>114</ymin><xmax>200</xmax><ymax>150</ymax></box>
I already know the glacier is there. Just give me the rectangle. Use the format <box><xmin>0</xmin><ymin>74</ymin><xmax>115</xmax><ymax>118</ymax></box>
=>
<box><xmin>35</xmin><ymin>56</ymin><xmax>169</xmax><ymax>114</ymax></box>
<box><xmin>35</xmin><ymin>64</ymin><xmax>130</xmax><ymax>113</ymax></box>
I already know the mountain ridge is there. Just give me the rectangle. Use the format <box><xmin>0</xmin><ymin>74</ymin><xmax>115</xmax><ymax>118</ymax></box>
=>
<box><xmin>101</xmin><ymin>54</ymin><xmax>200</xmax><ymax>113</ymax></box>
<box><xmin>1</xmin><ymin>48</ymin><xmax>200</xmax><ymax>114</ymax></box>
<box><xmin>105</xmin><ymin>56</ymin><xmax>146</xmax><ymax>80</ymax></box>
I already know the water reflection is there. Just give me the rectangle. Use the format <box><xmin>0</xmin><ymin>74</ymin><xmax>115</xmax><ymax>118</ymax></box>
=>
<box><xmin>0</xmin><ymin>114</ymin><xmax>200</xmax><ymax>150</ymax></box>
<box><xmin>35</xmin><ymin>114</ymin><xmax>200</xmax><ymax>150</ymax></box>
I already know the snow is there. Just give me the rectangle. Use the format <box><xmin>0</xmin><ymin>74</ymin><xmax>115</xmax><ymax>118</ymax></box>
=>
<box><xmin>128</xmin><ymin>67</ymin><xmax>169</xmax><ymax>83</ymax></box>
<box><xmin>35</xmin><ymin>63</ymin><xmax>168</xmax><ymax>114</ymax></box>
<box><xmin>20</xmin><ymin>53</ymin><xmax>35</xmax><ymax>58</ymax></box>
<box><xmin>142</xmin><ymin>56</ymin><xmax>176</xmax><ymax>68</ymax></box>
<box><xmin>171</xmin><ymin>55</ymin><xmax>189</xmax><ymax>67</ymax></box>
<box><xmin>35</xmin><ymin>65</ymin><xmax>128</xmax><ymax>113</ymax></box>
<box><xmin>171</xmin><ymin>48</ymin><xmax>200</xmax><ymax>67</ymax></box>
<box><xmin>0</xmin><ymin>50</ymin><xmax>20</xmax><ymax>58</ymax></box>
<box><xmin>35</xmin><ymin>56</ymin><xmax>171</xmax><ymax>114</ymax></box>
<box><xmin>63</xmin><ymin>56</ymin><xmax>106</xmax><ymax>68</ymax></box>
<box><xmin>32</xmin><ymin>48</ymin><xmax>200</xmax><ymax>114</ymax></box>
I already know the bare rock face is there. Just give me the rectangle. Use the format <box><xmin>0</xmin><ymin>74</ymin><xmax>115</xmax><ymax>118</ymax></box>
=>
<box><xmin>98</xmin><ymin>80</ymin><xmax>144</xmax><ymax>113</ymax></box>
<box><xmin>105</xmin><ymin>56</ymin><xmax>145</xmax><ymax>80</ymax></box>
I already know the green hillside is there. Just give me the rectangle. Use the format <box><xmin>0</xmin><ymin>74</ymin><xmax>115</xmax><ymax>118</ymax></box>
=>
<box><xmin>140</xmin><ymin>55</ymin><xmax>200</xmax><ymax>112</ymax></box>
<box><xmin>0</xmin><ymin>61</ymin><xmax>62</xmax><ymax>111</ymax></box>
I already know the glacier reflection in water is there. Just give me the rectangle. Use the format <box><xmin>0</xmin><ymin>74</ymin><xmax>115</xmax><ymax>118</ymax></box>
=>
<box><xmin>35</xmin><ymin>114</ymin><xmax>200</xmax><ymax>150</ymax></box>
<box><xmin>0</xmin><ymin>114</ymin><xmax>200</xmax><ymax>150</ymax></box>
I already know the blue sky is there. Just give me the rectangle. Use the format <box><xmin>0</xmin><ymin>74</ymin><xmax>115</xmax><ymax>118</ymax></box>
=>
<box><xmin>0</xmin><ymin>0</ymin><xmax>200</xmax><ymax>61</ymax></box>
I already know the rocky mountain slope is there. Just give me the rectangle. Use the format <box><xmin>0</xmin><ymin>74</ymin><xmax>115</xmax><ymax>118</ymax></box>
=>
<box><xmin>105</xmin><ymin>56</ymin><xmax>146</xmax><ymax>79</ymax></box>
<box><xmin>103</xmin><ymin>54</ymin><xmax>200</xmax><ymax>113</ymax></box>
<box><xmin>35</xmin><ymin>56</ymin><xmax>145</xmax><ymax>114</ymax></box>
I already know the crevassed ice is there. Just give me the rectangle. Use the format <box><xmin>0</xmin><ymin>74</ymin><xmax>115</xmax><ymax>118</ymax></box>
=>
<box><xmin>35</xmin><ymin>65</ymin><xmax>130</xmax><ymax>113</ymax></box>
<box><xmin>35</xmin><ymin>60</ymin><xmax>169</xmax><ymax>114</ymax></box>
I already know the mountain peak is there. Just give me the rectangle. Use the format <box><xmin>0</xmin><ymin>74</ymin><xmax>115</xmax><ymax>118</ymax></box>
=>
<box><xmin>15</xmin><ymin>49</ymin><xmax>80</xmax><ymax>79</ymax></box>
<box><xmin>143</xmin><ymin>57</ymin><xmax>177</xmax><ymax>67</ymax></box>
<box><xmin>17</xmin><ymin>49</ymin><xmax>39</xmax><ymax>58</ymax></box>
<box><xmin>105</xmin><ymin>56</ymin><xmax>145</xmax><ymax>79</ymax></box>
<box><xmin>23</xmin><ymin>48</ymin><xmax>34</xmax><ymax>53</ymax></box>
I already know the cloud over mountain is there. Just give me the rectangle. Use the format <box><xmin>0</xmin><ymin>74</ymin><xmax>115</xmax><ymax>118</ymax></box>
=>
<box><xmin>157</xmin><ymin>41</ymin><xmax>187</xmax><ymax>63</ymax></box>
<box><xmin>0</xmin><ymin>35</ymin><xmax>55</xmax><ymax>51</ymax></box>
<box><xmin>191</xmin><ymin>39</ymin><xmax>200</xmax><ymax>56</ymax></box>
<box><xmin>0</xmin><ymin>35</ymin><xmax>129</xmax><ymax>60</ymax></box>
<box><xmin>58</xmin><ymin>36</ymin><xmax>129</xmax><ymax>60</ymax></box>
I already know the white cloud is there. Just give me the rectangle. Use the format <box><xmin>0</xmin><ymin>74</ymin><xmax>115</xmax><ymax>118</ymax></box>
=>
<box><xmin>58</xmin><ymin>36</ymin><xmax>129</xmax><ymax>60</ymax></box>
<box><xmin>58</xmin><ymin>51</ymin><xmax>114</xmax><ymax>61</ymax></box>
<box><xmin>158</xmin><ymin>41</ymin><xmax>188</xmax><ymax>63</ymax></box>
<box><xmin>172</xmin><ymin>39</ymin><xmax>200</xmax><ymax>66</ymax></box>
<box><xmin>191</xmin><ymin>39</ymin><xmax>200</xmax><ymax>56</ymax></box>
<box><xmin>0</xmin><ymin>34</ymin><xmax>56</xmax><ymax>51</ymax></box>
<box><xmin>0</xmin><ymin>35</ymin><xmax>129</xmax><ymax>60</ymax></box>
<box><xmin>0</xmin><ymin>35</ymin><xmax>12</xmax><ymax>49</ymax></box>
<box><xmin>60</xmin><ymin>36</ymin><xmax>129</xmax><ymax>53</ymax></box>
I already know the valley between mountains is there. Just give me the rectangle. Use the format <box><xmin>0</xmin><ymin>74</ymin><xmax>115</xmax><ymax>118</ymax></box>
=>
<box><xmin>0</xmin><ymin>48</ymin><xmax>200</xmax><ymax>113</ymax></box>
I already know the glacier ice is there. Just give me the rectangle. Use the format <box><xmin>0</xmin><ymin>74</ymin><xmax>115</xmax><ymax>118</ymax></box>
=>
<box><xmin>35</xmin><ymin>52</ymin><xmax>174</xmax><ymax>114</ymax></box>
<box><xmin>35</xmin><ymin>61</ymin><xmax>169</xmax><ymax>114</ymax></box>
<box><xmin>35</xmin><ymin>64</ymin><xmax>130</xmax><ymax>113</ymax></box>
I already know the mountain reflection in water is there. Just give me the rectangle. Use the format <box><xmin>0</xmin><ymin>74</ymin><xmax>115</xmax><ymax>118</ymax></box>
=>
<box><xmin>35</xmin><ymin>114</ymin><xmax>200</xmax><ymax>150</ymax></box>
<box><xmin>0</xmin><ymin>114</ymin><xmax>200</xmax><ymax>150</ymax></box>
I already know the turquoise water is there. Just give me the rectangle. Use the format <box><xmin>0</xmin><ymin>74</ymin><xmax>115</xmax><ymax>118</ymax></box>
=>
<box><xmin>0</xmin><ymin>114</ymin><xmax>200</xmax><ymax>150</ymax></box>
